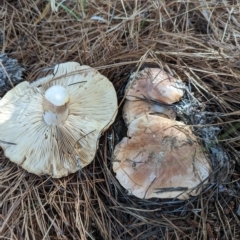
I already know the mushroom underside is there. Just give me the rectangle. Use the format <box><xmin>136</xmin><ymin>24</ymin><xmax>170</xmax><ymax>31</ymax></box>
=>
<box><xmin>0</xmin><ymin>62</ymin><xmax>118</xmax><ymax>178</ymax></box>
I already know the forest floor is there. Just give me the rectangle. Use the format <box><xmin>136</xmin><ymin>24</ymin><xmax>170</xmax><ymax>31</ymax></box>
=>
<box><xmin>1</xmin><ymin>1</ymin><xmax>240</xmax><ymax>239</ymax></box>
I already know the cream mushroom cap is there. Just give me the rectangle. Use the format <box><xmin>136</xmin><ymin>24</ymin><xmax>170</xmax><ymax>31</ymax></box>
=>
<box><xmin>126</xmin><ymin>68</ymin><xmax>184</xmax><ymax>104</ymax></box>
<box><xmin>0</xmin><ymin>62</ymin><xmax>118</xmax><ymax>178</ymax></box>
<box><xmin>113</xmin><ymin>114</ymin><xmax>211</xmax><ymax>199</ymax></box>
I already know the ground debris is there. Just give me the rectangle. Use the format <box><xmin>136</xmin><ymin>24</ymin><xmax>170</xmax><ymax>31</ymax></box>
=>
<box><xmin>0</xmin><ymin>54</ymin><xmax>24</xmax><ymax>97</ymax></box>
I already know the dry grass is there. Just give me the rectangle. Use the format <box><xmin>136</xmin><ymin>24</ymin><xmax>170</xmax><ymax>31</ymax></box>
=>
<box><xmin>1</xmin><ymin>0</ymin><xmax>240</xmax><ymax>239</ymax></box>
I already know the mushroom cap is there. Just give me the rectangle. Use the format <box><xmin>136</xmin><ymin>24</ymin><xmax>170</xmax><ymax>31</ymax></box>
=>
<box><xmin>0</xmin><ymin>62</ymin><xmax>118</xmax><ymax>178</ymax></box>
<box><xmin>123</xmin><ymin>100</ymin><xmax>176</xmax><ymax>125</ymax></box>
<box><xmin>113</xmin><ymin>114</ymin><xmax>211</xmax><ymax>199</ymax></box>
<box><xmin>126</xmin><ymin>68</ymin><xmax>184</xmax><ymax>104</ymax></box>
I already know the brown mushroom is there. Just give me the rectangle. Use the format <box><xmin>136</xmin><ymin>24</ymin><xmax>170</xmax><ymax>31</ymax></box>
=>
<box><xmin>123</xmin><ymin>99</ymin><xmax>176</xmax><ymax>125</ymax></box>
<box><xmin>126</xmin><ymin>68</ymin><xmax>184</xmax><ymax>104</ymax></box>
<box><xmin>113</xmin><ymin>114</ymin><xmax>211</xmax><ymax>199</ymax></box>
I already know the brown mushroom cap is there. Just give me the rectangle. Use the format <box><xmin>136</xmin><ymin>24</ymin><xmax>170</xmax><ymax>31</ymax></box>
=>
<box><xmin>123</xmin><ymin>100</ymin><xmax>176</xmax><ymax>125</ymax></box>
<box><xmin>126</xmin><ymin>68</ymin><xmax>184</xmax><ymax>104</ymax></box>
<box><xmin>113</xmin><ymin>114</ymin><xmax>211</xmax><ymax>199</ymax></box>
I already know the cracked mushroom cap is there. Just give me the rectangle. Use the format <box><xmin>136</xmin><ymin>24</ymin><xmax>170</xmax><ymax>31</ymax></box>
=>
<box><xmin>123</xmin><ymin>100</ymin><xmax>176</xmax><ymax>125</ymax></box>
<box><xmin>0</xmin><ymin>62</ymin><xmax>118</xmax><ymax>178</ymax></box>
<box><xmin>126</xmin><ymin>68</ymin><xmax>184</xmax><ymax>104</ymax></box>
<box><xmin>113</xmin><ymin>114</ymin><xmax>211</xmax><ymax>199</ymax></box>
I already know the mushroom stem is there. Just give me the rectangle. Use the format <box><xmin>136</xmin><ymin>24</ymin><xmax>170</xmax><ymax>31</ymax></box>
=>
<box><xmin>43</xmin><ymin>85</ymin><xmax>70</xmax><ymax>126</ymax></box>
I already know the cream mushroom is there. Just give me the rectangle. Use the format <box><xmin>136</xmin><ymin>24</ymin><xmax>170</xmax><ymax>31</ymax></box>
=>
<box><xmin>0</xmin><ymin>62</ymin><xmax>118</xmax><ymax>178</ymax></box>
<box><xmin>126</xmin><ymin>68</ymin><xmax>184</xmax><ymax>104</ymax></box>
<box><xmin>113</xmin><ymin>114</ymin><xmax>211</xmax><ymax>199</ymax></box>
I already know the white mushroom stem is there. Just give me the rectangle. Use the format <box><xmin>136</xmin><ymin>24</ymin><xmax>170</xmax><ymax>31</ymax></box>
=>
<box><xmin>43</xmin><ymin>85</ymin><xmax>70</xmax><ymax>126</ymax></box>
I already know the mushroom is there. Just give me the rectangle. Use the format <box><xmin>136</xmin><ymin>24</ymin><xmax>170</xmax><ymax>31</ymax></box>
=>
<box><xmin>126</xmin><ymin>68</ymin><xmax>184</xmax><ymax>104</ymax></box>
<box><xmin>123</xmin><ymin>99</ymin><xmax>176</xmax><ymax>125</ymax></box>
<box><xmin>0</xmin><ymin>62</ymin><xmax>118</xmax><ymax>178</ymax></box>
<box><xmin>113</xmin><ymin>114</ymin><xmax>211</xmax><ymax>199</ymax></box>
